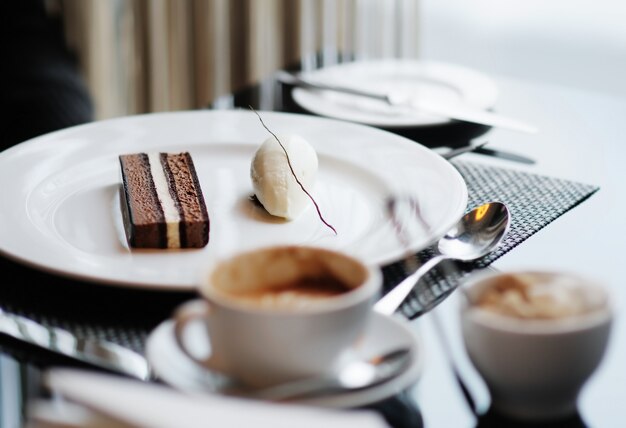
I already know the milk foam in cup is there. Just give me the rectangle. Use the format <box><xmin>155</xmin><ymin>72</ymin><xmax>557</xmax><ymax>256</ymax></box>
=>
<box><xmin>460</xmin><ymin>270</ymin><xmax>613</xmax><ymax>421</ymax></box>
<box><xmin>173</xmin><ymin>245</ymin><xmax>382</xmax><ymax>388</ymax></box>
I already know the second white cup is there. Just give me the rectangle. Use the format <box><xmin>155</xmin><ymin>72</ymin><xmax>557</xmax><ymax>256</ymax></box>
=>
<box><xmin>460</xmin><ymin>270</ymin><xmax>613</xmax><ymax>421</ymax></box>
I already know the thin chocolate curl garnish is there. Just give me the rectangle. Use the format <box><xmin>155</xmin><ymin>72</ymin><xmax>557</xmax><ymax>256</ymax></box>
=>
<box><xmin>250</xmin><ymin>106</ymin><xmax>337</xmax><ymax>235</ymax></box>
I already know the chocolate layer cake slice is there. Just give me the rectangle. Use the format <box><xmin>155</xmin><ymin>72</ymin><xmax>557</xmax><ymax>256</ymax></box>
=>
<box><xmin>119</xmin><ymin>152</ymin><xmax>210</xmax><ymax>249</ymax></box>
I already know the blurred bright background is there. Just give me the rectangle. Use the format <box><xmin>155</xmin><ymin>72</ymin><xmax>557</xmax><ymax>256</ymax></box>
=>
<box><xmin>6</xmin><ymin>0</ymin><xmax>625</xmax><ymax>130</ymax></box>
<box><xmin>61</xmin><ymin>0</ymin><xmax>626</xmax><ymax>119</ymax></box>
<box><xmin>418</xmin><ymin>0</ymin><xmax>626</xmax><ymax>97</ymax></box>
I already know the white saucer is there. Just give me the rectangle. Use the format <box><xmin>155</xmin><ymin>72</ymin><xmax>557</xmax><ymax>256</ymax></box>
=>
<box><xmin>292</xmin><ymin>59</ymin><xmax>498</xmax><ymax>128</ymax></box>
<box><xmin>145</xmin><ymin>311</ymin><xmax>423</xmax><ymax>409</ymax></box>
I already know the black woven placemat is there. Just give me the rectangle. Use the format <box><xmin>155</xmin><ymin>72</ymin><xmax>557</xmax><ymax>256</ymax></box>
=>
<box><xmin>0</xmin><ymin>161</ymin><xmax>599</xmax><ymax>357</ymax></box>
<box><xmin>382</xmin><ymin>160</ymin><xmax>599</xmax><ymax>319</ymax></box>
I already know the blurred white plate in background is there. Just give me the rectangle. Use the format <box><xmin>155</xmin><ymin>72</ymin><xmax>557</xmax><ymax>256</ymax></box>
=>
<box><xmin>292</xmin><ymin>60</ymin><xmax>498</xmax><ymax>128</ymax></box>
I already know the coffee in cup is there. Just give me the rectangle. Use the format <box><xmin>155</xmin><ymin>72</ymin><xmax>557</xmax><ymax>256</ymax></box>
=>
<box><xmin>460</xmin><ymin>270</ymin><xmax>613</xmax><ymax>421</ymax></box>
<box><xmin>174</xmin><ymin>245</ymin><xmax>382</xmax><ymax>388</ymax></box>
<box><xmin>473</xmin><ymin>272</ymin><xmax>601</xmax><ymax>320</ymax></box>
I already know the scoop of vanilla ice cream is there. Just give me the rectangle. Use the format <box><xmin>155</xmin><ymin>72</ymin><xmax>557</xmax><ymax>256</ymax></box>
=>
<box><xmin>250</xmin><ymin>134</ymin><xmax>319</xmax><ymax>219</ymax></box>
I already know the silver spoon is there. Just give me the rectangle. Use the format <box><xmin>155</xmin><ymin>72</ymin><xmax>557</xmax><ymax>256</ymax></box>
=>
<box><xmin>375</xmin><ymin>201</ymin><xmax>509</xmax><ymax>417</ymax></box>
<box><xmin>224</xmin><ymin>347</ymin><xmax>412</xmax><ymax>402</ymax></box>
<box><xmin>374</xmin><ymin>201</ymin><xmax>510</xmax><ymax>316</ymax></box>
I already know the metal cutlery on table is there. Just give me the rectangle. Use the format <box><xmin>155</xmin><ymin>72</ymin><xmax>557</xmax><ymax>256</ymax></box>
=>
<box><xmin>440</xmin><ymin>141</ymin><xmax>536</xmax><ymax>164</ymax></box>
<box><xmin>440</xmin><ymin>141</ymin><xmax>490</xmax><ymax>160</ymax></box>
<box><xmin>0</xmin><ymin>308</ymin><xmax>151</xmax><ymax>381</ymax></box>
<box><xmin>278</xmin><ymin>71</ymin><xmax>538</xmax><ymax>134</ymax></box>
<box><xmin>469</xmin><ymin>146</ymin><xmax>536</xmax><ymax>164</ymax></box>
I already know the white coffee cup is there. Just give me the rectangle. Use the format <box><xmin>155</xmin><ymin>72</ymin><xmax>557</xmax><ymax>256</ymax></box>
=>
<box><xmin>460</xmin><ymin>270</ymin><xmax>613</xmax><ymax>421</ymax></box>
<box><xmin>173</xmin><ymin>245</ymin><xmax>382</xmax><ymax>388</ymax></box>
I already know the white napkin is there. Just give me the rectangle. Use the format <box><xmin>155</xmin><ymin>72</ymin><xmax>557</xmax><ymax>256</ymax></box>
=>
<box><xmin>34</xmin><ymin>368</ymin><xmax>390</xmax><ymax>428</ymax></box>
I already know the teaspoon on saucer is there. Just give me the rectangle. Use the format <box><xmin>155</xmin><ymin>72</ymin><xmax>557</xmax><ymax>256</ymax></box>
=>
<box><xmin>225</xmin><ymin>347</ymin><xmax>412</xmax><ymax>402</ymax></box>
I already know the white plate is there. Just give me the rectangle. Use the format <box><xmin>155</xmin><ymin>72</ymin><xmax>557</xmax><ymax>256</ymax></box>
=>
<box><xmin>145</xmin><ymin>311</ymin><xmax>423</xmax><ymax>409</ymax></box>
<box><xmin>0</xmin><ymin>110</ymin><xmax>467</xmax><ymax>290</ymax></box>
<box><xmin>292</xmin><ymin>60</ymin><xmax>498</xmax><ymax>128</ymax></box>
